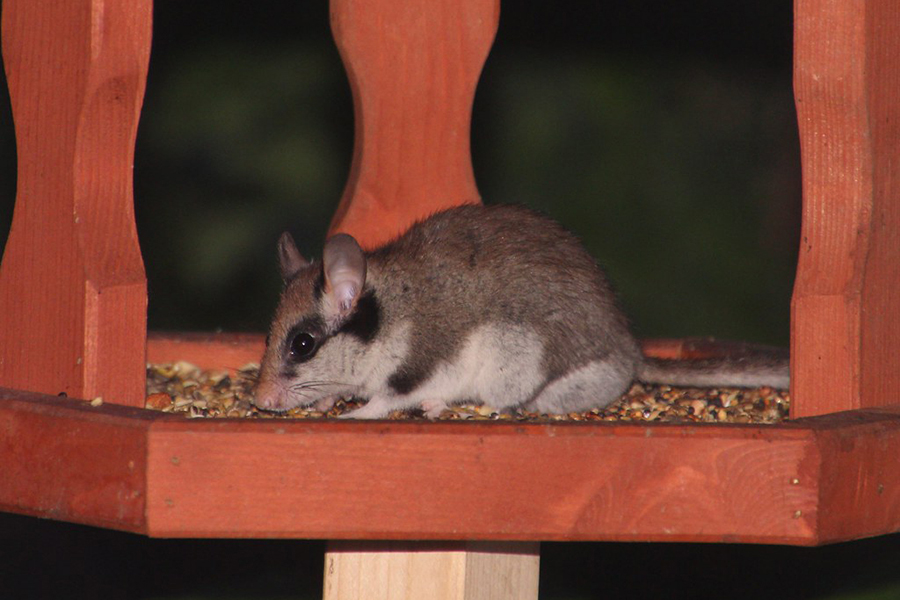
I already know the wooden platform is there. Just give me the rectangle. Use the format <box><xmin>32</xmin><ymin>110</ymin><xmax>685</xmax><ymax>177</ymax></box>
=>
<box><xmin>2</xmin><ymin>336</ymin><xmax>899</xmax><ymax>546</ymax></box>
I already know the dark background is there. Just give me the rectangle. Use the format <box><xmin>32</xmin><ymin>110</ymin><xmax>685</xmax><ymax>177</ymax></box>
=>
<box><xmin>2</xmin><ymin>0</ymin><xmax>799</xmax><ymax>344</ymax></box>
<box><xmin>3</xmin><ymin>511</ymin><xmax>900</xmax><ymax>600</ymax></box>
<box><xmin>3</xmin><ymin>1</ymin><xmax>899</xmax><ymax>599</ymax></box>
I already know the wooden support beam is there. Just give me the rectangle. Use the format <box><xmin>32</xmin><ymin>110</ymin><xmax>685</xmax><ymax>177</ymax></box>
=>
<box><xmin>792</xmin><ymin>0</ymin><xmax>900</xmax><ymax>417</ymax></box>
<box><xmin>0</xmin><ymin>0</ymin><xmax>151</xmax><ymax>407</ymax></box>
<box><xmin>324</xmin><ymin>542</ymin><xmax>539</xmax><ymax>600</ymax></box>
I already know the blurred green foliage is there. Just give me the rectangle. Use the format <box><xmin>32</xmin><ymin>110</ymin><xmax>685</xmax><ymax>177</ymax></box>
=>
<box><xmin>475</xmin><ymin>53</ymin><xmax>798</xmax><ymax>344</ymax></box>
<box><xmin>134</xmin><ymin>40</ymin><xmax>350</xmax><ymax>330</ymax></box>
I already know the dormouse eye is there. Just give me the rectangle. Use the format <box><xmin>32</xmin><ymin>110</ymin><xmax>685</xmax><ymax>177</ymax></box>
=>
<box><xmin>289</xmin><ymin>332</ymin><xmax>317</xmax><ymax>362</ymax></box>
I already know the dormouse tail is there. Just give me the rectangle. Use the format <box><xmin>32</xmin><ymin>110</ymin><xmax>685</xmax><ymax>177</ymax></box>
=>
<box><xmin>636</xmin><ymin>352</ymin><xmax>790</xmax><ymax>390</ymax></box>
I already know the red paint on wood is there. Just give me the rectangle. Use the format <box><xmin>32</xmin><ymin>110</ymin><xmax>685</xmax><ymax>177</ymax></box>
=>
<box><xmin>144</xmin><ymin>418</ymin><xmax>818</xmax><ymax>543</ymax></box>
<box><xmin>641</xmin><ymin>338</ymin><xmax>787</xmax><ymax>361</ymax></box>
<box><xmin>0</xmin><ymin>0</ymin><xmax>151</xmax><ymax>407</ymax></box>
<box><xmin>815</xmin><ymin>406</ymin><xmax>900</xmax><ymax>543</ymax></box>
<box><xmin>327</xmin><ymin>0</ymin><xmax>499</xmax><ymax>249</ymax></box>
<box><xmin>147</xmin><ymin>332</ymin><xmax>266</xmax><ymax>372</ymax></box>
<box><xmin>3</xmin><ymin>388</ymin><xmax>900</xmax><ymax>545</ymax></box>
<box><xmin>0</xmin><ymin>390</ymin><xmax>149</xmax><ymax>533</ymax></box>
<box><xmin>0</xmin><ymin>0</ymin><xmax>897</xmax><ymax>554</ymax></box>
<box><xmin>792</xmin><ymin>0</ymin><xmax>900</xmax><ymax>417</ymax></box>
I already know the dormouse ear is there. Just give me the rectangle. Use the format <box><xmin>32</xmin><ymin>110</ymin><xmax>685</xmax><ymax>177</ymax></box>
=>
<box><xmin>322</xmin><ymin>233</ymin><xmax>366</xmax><ymax>328</ymax></box>
<box><xmin>277</xmin><ymin>232</ymin><xmax>309</xmax><ymax>281</ymax></box>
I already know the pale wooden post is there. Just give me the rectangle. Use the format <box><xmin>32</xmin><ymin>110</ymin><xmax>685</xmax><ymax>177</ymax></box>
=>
<box><xmin>324</xmin><ymin>542</ymin><xmax>540</xmax><ymax>600</ymax></box>
<box><xmin>791</xmin><ymin>0</ymin><xmax>900</xmax><ymax>417</ymax></box>
<box><xmin>0</xmin><ymin>0</ymin><xmax>151</xmax><ymax>407</ymax></box>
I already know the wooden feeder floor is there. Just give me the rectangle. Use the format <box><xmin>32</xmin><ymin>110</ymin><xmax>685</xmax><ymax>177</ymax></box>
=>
<box><xmin>1</xmin><ymin>335</ymin><xmax>899</xmax><ymax>546</ymax></box>
<box><xmin>144</xmin><ymin>361</ymin><xmax>790</xmax><ymax>424</ymax></box>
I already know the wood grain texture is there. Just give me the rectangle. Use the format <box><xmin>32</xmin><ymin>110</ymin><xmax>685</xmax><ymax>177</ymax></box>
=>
<box><xmin>0</xmin><ymin>389</ymin><xmax>150</xmax><ymax>533</ymax></box>
<box><xmin>815</xmin><ymin>406</ymin><xmax>900</xmax><ymax>543</ymax></box>
<box><xmin>324</xmin><ymin>542</ymin><xmax>539</xmax><ymax>600</ymax></box>
<box><xmin>143</xmin><ymin>419</ymin><xmax>818</xmax><ymax>543</ymax></box>
<box><xmin>792</xmin><ymin>0</ymin><xmax>900</xmax><ymax>417</ymax></box>
<box><xmin>147</xmin><ymin>331</ymin><xmax>266</xmax><ymax>372</ymax></box>
<box><xmin>640</xmin><ymin>338</ymin><xmax>788</xmax><ymax>361</ymax></box>
<box><xmin>327</xmin><ymin>0</ymin><xmax>499</xmax><ymax>249</ymax></box>
<box><xmin>2</xmin><ymin>389</ymin><xmax>900</xmax><ymax>545</ymax></box>
<box><xmin>0</xmin><ymin>0</ymin><xmax>151</xmax><ymax>407</ymax></box>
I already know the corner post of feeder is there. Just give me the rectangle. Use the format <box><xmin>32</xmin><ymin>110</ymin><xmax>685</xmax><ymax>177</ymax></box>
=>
<box><xmin>327</xmin><ymin>0</ymin><xmax>499</xmax><ymax>249</ymax></box>
<box><xmin>0</xmin><ymin>0</ymin><xmax>152</xmax><ymax>406</ymax></box>
<box><xmin>791</xmin><ymin>0</ymin><xmax>900</xmax><ymax>418</ymax></box>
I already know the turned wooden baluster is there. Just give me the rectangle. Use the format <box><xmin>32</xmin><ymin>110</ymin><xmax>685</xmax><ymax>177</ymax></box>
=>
<box><xmin>792</xmin><ymin>0</ymin><xmax>900</xmax><ymax>417</ymax></box>
<box><xmin>0</xmin><ymin>0</ymin><xmax>151</xmax><ymax>407</ymax></box>
<box><xmin>327</xmin><ymin>0</ymin><xmax>498</xmax><ymax>249</ymax></box>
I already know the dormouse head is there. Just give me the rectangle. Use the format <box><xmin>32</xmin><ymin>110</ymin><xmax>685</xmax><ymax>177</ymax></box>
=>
<box><xmin>253</xmin><ymin>231</ymin><xmax>369</xmax><ymax>411</ymax></box>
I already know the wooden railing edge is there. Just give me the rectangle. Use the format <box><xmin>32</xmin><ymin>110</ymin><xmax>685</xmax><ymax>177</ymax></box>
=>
<box><xmin>3</xmin><ymin>386</ymin><xmax>899</xmax><ymax>545</ymax></box>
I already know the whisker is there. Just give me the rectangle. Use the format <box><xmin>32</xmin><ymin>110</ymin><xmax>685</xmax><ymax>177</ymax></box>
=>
<box><xmin>289</xmin><ymin>380</ymin><xmax>347</xmax><ymax>391</ymax></box>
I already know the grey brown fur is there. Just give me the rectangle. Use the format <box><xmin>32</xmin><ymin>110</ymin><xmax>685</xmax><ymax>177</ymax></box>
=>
<box><xmin>254</xmin><ymin>204</ymin><xmax>789</xmax><ymax>419</ymax></box>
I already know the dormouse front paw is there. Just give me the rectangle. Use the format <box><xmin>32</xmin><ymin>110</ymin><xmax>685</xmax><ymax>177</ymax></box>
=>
<box><xmin>314</xmin><ymin>396</ymin><xmax>339</xmax><ymax>412</ymax></box>
<box><xmin>337</xmin><ymin>396</ymin><xmax>393</xmax><ymax>419</ymax></box>
<box><xmin>420</xmin><ymin>399</ymin><xmax>449</xmax><ymax>419</ymax></box>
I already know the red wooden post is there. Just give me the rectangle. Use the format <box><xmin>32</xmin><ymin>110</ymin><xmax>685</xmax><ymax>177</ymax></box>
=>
<box><xmin>0</xmin><ymin>0</ymin><xmax>151</xmax><ymax>407</ymax></box>
<box><xmin>792</xmin><ymin>0</ymin><xmax>900</xmax><ymax>417</ymax></box>
<box><xmin>328</xmin><ymin>0</ymin><xmax>499</xmax><ymax>249</ymax></box>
